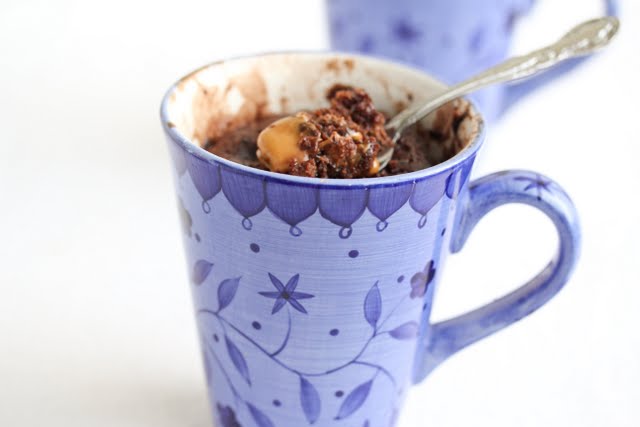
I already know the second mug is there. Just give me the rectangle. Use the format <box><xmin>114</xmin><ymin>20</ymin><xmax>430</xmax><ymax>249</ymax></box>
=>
<box><xmin>327</xmin><ymin>0</ymin><xmax>618</xmax><ymax>121</ymax></box>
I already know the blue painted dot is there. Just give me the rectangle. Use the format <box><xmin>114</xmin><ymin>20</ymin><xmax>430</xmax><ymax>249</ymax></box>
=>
<box><xmin>422</xmin><ymin>303</ymin><xmax>428</xmax><ymax>311</ymax></box>
<box><xmin>213</xmin><ymin>334</ymin><xmax>219</xmax><ymax>342</ymax></box>
<box><xmin>195</xmin><ymin>233</ymin><xmax>201</xmax><ymax>242</ymax></box>
<box><xmin>397</xmin><ymin>275</ymin><xmax>405</xmax><ymax>283</ymax></box>
<box><xmin>335</xmin><ymin>390</ymin><xmax>344</xmax><ymax>398</ymax></box>
<box><xmin>250</xmin><ymin>243</ymin><xmax>260</xmax><ymax>253</ymax></box>
<box><xmin>330</xmin><ymin>328</ymin><xmax>339</xmax><ymax>336</ymax></box>
<box><xmin>273</xmin><ymin>399</ymin><xmax>281</xmax><ymax>407</ymax></box>
<box><xmin>348</xmin><ymin>250</ymin><xmax>359</xmax><ymax>258</ymax></box>
<box><xmin>441</xmin><ymin>228</ymin><xmax>446</xmax><ymax>236</ymax></box>
<box><xmin>252</xmin><ymin>321</ymin><xmax>262</xmax><ymax>330</ymax></box>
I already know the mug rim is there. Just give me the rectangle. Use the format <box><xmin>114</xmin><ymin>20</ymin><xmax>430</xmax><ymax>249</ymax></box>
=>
<box><xmin>160</xmin><ymin>51</ymin><xmax>486</xmax><ymax>188</ymax></box>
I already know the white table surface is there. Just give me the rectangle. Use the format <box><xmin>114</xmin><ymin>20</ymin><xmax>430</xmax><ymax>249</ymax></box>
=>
<box><xmin>1</xmin><ymin>0</ymin><xmax>638</xmax><ymax>426</ymax></box>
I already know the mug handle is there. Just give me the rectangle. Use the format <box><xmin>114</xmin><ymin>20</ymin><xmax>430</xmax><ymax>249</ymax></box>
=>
<box><xmin>502</xmin><ymin>0</ymin><xmax>619</xmax><ymax>113</ymax></box>
<box><xmin>414</xmin><ymin>170</ymin><xmax>580</xmax><ymax>382</ymax></box>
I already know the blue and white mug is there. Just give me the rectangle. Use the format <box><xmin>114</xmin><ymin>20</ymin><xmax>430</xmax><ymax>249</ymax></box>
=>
<box><xmin>160</xmin><ymin>53</ymin><xmax>580</xmax><ymax>427</ymax></box>
<box><xmin>327</xmin><ymin>0</ymin><xmax>618</xmax><ymax>121</ymax></box>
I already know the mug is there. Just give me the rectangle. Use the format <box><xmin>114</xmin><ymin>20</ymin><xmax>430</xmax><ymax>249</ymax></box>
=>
<box><xmin>327</xmin><ymin>0</ymin><xmax>618</xmax><ymax>121</ymax></box>
<box><xmin>160</xmin><ymin>53</ymin><xmax>580</xmax><ymax>427</ymax></box>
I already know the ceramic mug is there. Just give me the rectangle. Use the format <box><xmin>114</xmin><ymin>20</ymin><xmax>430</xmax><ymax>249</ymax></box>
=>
<box><xmin>327</xmin><ymin>0</ymin><xmax>618</xmax><ymax>121</ymax></box>
<box><xmin>160</xmin><ymin>53</ymin><xmax>580</xmax><ymax>427</ymax></box>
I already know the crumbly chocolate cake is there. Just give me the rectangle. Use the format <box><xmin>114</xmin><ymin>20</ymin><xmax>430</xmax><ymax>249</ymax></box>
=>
<box><xmin>205</xmin><ymin>85</ymin><xmax>475</xmax><ymax>177</ymax></box>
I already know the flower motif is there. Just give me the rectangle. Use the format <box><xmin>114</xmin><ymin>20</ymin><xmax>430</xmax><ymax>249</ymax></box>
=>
<box><xmin>410</xmin><ymin>261</ymin><xmax>436</xmax><ymax>299</ymax></box>
<box><xmin>514</xmin><ymin>174</ymin><xmax>552</xmax><ymax>200</ymax></box>
<box><xmin>217</xmin><ymin>403</ymin><xmax>242</xmax><ymax>427</ymax></box>
<box><xmin>392</xmin><ymin>19</ymin><xmax>422</xmax><ymax>42</ymax></box>
<box><xmin>259</xmin><ymin>273</ymin><xmax>314</xmax><ymax>314</ymax></box>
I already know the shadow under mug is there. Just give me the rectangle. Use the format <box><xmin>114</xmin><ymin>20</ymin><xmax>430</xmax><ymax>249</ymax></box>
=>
<box><xmin>327</xmin><ymin>0</ymin><xmax>618</xmax><ymax>121</ymax></box>
<box><xmin>160</xmin><ymin>53</ymin><xmax>580</xmax><ymax>427</ymax></box>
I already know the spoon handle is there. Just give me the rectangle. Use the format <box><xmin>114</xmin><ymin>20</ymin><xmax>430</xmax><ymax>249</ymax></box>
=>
<box><xmin>386</xmin><ymin>17</ymin><xmax>619</xmax><ymax>139</ymax></box>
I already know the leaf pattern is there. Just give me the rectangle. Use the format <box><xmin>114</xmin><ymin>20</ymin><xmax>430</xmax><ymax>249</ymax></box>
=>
<box><xmin>217</xmin><ymin>403</ymin><xmax>241</xmax><ymax>427</ymax></box>
<box><xmin>335</xmin><ymin>379</ymin><xmax>373</xmax><ymax>420</ymax></box>
<box><xmin>218</xmin><ymin>277</ymin><xmax>241</xmax><ymax>311</ymax></box>
<box><xmin>300</xmin><ymin>377</ymin><xmax>321</xmax><ymax>424</ymax></box>
<box><xmin>192</xmin><ymin>260</ymin><xmax>213</xmax><ymax>285</ymax></box>
<box><xmin>389</xmin><ymin>321</ymin><xmax>419</xmax><ymax>340</ymax></box>
<box><xmin>364</xmin><ymin>283</ymin><xmax>382</xmax><ymax>328</ymax></box>
<box><xmin>193</xmin><ymin>263</ymin><xmax>421</xmax><ymax>425</ymax></box>
<box><xmin>247</xmin><ymin>403</ymin><xmax>275</xmax><ymax>427</ymax></box>
<box><xmin>225</xmin><ymin>336</ymin><xmax>251</xmax><ymax>385</ymax></box>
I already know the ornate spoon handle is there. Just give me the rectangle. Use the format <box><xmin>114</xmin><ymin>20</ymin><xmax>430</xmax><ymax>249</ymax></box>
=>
<box><xmin>385</xmin><ymin>17</ymin><xmax>620</xmax><ymax>141</ymax></box>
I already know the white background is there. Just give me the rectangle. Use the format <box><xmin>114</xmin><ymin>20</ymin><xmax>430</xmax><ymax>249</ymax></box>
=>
<box><xmin>1</xmin><ymin>0</ymin><xmax>638</xmax><ymax>426</ymax></box>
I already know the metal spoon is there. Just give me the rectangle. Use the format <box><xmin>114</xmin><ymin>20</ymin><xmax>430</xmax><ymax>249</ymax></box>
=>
<box><xmin>378</xmin><ymin>16</ymin><xmax>620</xmax><ymax>170</ymax></box>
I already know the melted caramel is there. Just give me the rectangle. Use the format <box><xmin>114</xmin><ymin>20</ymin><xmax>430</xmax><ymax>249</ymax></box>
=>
<box><xmin>257</xmin><ymin>114</ymin><xmax>309</xmax><ymax>173</ymax></box>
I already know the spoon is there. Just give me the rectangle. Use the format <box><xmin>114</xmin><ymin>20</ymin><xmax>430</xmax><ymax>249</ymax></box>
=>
<box><xmin>257</xmin><ymin>16</ymin><xmax>619</xmax><ymax>175</ymax></box>
<box><xmin>379</xmin><ymin>16</ymin><xmax>620</xmax><ymax>170</ymax></box>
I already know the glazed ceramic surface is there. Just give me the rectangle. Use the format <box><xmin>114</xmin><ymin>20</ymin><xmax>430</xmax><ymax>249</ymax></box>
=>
<box><xmin>160</xmin><ymin>53</ymin><xmax>580</xmax><ymax>427</ymax></box>
<box><xmin>327</xmin><ymin>0</ymin><xmax>618</xmax><ymax>121</ymax></box>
